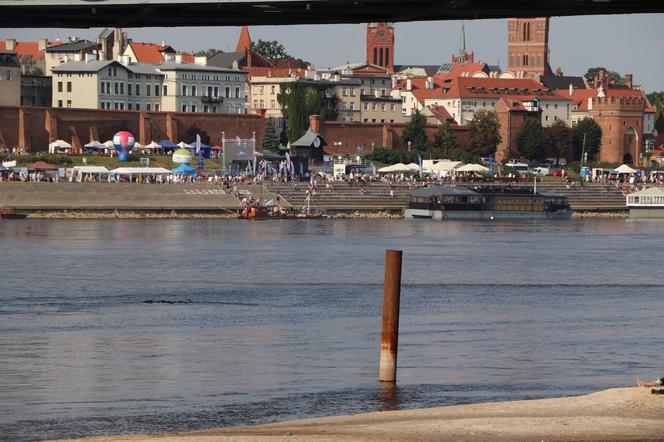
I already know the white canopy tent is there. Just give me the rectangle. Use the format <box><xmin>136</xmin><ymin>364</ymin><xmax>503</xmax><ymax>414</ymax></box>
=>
<box><xmin>84</xmin><ymin>140</ymin><xmax>105</xmax><ymax>150</ymax></box>
<box><xmin>614</xmin><ymin>164</ymin><xmax>638</xmax><ymax>174</ymax></box>
<box><xmin>134</xmin><ymin>141</ymin><xmax>144</xmax><ymax>149</ymax></box>
<box><xmin>103</xmin><ymin>140</ymin><xmax>115</xmax><ymax>149</ymax></box>
<box><xmin>405</xmin><ymin>163</ymin><xmax>421</xmax><ymax>172</ymax></box>
<box><xmin>145</xmin><ymin>141</ymin><xmax>162</xmax><ymax>150</ymax></box>
<box><xmin>110</xmin><ymin>167</ymin><xmax>172</xmax><ymax>175</ymax></box>
<box><xmin>48</xmin><ymin>139</ymin><xmax>72</xmax><ymax>154</ymax></box>
<box><xmin>429</xmin><ymin>160</ymin><xmax>463</xmax><ymax>176</ymax></box>
<box><xmin>71</xmin><ymin>166</ymin><xmax>110</xmax><ymax>182</ymax></box>
<box><xmin>456</xmin><ymin>163</ymin><xmax>490</xmax><ymax>173</ymax></box>
<box><xmin>177</xmin><ymin>141</ymin><xmax>192</xmax><ymax>149</ymax></box>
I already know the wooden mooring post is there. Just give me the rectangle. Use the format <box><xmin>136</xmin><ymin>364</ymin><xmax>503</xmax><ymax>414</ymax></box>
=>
<box><xmin>379</xmin><ymin>249</ymin><xmax>402</xmax><ymax>383</ymax></box>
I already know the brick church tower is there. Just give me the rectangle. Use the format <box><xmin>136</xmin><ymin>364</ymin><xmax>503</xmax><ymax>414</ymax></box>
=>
<box><xmin>366</xmin><ymin>22</ymin><xmax>394</xmax><ymax>72</ymax></box>
<box><xmin>507</xmin><ymin>17</ymin><xmax>551</xmax><ymax>75</ymax></box>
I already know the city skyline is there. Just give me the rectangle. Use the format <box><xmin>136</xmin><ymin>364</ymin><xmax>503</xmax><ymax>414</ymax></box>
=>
<box><xmin>2</xmin><ymin>13</ymin><xmax>662</xmax><ymax>91</ymax></box>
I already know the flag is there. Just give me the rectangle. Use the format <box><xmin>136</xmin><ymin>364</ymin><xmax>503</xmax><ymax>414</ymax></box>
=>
<box><xmin>196</xmin><ymin>134</ymin><xmax>203</xmax><ymax>170</ymax></box>
<box><xmin>417</xmin><ymin>154</ymin><xmax>423</xmax><ymax>178</ymax></box>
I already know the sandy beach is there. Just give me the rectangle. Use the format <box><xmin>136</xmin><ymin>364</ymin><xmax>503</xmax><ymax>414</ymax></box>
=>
<box><xmin>53</xmin><ymin>387</ymin><xmax>664</xmax><ymax>442</ymax></box>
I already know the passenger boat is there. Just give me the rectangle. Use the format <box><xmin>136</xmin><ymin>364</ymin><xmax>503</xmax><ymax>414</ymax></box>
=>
<box><xmin>626</xmin><ymin>187</ymin><xmax>664</xmax><ymax>218</ymax></box>
<box><xmin>405</xmin><ymin>185</ymin><xmax>572</xmax><ymax>220</ymax></box>
<box><xmin>1</xmin><ymin>206</ymin><xmax>27</xmax><ymax>219</ymax></box>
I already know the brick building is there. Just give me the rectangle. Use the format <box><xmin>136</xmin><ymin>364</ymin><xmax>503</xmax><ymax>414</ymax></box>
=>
<box><xmin>366</xmin><ymin>23</ymin><xmax>394</xmax><ymax>73</ymax></box>
<box><xmin>507</xmin><ymin>17</ymin><xmax>551</xmax><ymax>76</ymax></box>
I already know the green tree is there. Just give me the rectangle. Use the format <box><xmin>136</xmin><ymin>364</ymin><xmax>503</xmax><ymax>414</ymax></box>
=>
<box><xmin>277</xmin><ymin>82</ymin><xmax>337</xmax><ymax>143</ymax></box>
<box><xmin>434</xmin><ymin>120</ymin><xmax>459</xmax><ymax>150</ymax></box>
<box><xmin>251</xmin><ymin>40</ymin><xmax>288</xmax><ymax>60</ymax></box>
<box><xmin>546</xmin><ymin>120</ymin><xmax>574</xmax><ymax>164</ymax></box>
<box><xmin>584</xmin><ymin>67</ymin><xmax>623</xmax><ymax>85</ymax></box>
<box><xmin>400</xmin><ymin>110</ymin><xmax>429</xmax><ymax>150</ymax></box>
<box><xmin>516</xmin><ymin>118</ymin><xmax>548</xmax><ymax>161</ymax></box>
<box><xmin>467</xmin><ymin>109</ymin><xmax>501</xmax><ymax>156</ymax></box>
<box><xmin>261</xmin><ymin>118</ymin><xmax>280</xmax><ymax>152</ymax></box>
<box><xmin>573</xmin><ymin>117</ymin><xmax>602</xmax><ymax>161</ymax></box>
<box><xmin>655</xmin><ymin>110</ymin><xmax>664</xmax><ymax>134</ymax></box>
<box><xmin>195</xmin><ymin>48</ymin><xmax>219</xmax><ymax>57</ymax></box>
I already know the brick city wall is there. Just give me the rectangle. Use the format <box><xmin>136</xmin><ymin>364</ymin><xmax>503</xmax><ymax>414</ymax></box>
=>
<box><xmin>0</xmin><ymin>106</ymin><xmax>265</xmax><ymax>151</ymax></box>
<box><xmin>320</xmin><ymin>121</ymin><xmax>469</xmax><ymax>156</ymax></box>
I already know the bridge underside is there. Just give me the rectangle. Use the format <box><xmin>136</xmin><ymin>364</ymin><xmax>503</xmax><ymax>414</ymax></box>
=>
<box><xmin>0</xmin><ymin>0</ymin><xmax>662</xmax><ymax>28</ymax></box>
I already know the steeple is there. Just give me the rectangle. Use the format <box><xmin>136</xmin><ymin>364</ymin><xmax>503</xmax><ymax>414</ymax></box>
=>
<box><xmin>236</xmin><ymin>25</ymin><xmax>252</xmax><ymax>53</ymax></box>
<box><xmin>459</xmin><ymin>22</ymin><xmax>466</xmax><ymax>62</ymax></box>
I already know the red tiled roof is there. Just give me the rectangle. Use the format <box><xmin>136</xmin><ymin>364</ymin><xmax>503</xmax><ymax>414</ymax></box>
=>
<box><xmin>236</xmin><ymin>25</ymin><xmax>252</xmax><ymax>53</ymax></box>
<box><xmin>179</xmin><ymin>53</ymin><xmax>195</xmax><ymax>64</ymax></box>
<box><xmin>127</xmin><ymin>42</ymin><xmax>175</xmax><ymax>63</ymax></box>
<box><xmin>429</xmin><ymin>105</ymin><xmax>454</xmax><ymax>122</ymax></box>
<box><xmin>0</xmin><ymin>40</ymin><xmax>61</xmax><ymax>61</ymax></box>
<box><xmin>435</xmin><ymin>62</ymin><xmax>488</xmax><ymax>79</ymax></box>
<box><xmin>568</xmin><ymin>87</ymin><xmax>651</xmax><ymax>111</ymax></box>
<box><xmin>398</xmin><ymin>76</ymin><xmax>571</xmax><ymax>105</ymax></box>
<box><xmin>244</xmin><ymin>66</ymin><xmax>306</xmax><ymax>78</ymax></box>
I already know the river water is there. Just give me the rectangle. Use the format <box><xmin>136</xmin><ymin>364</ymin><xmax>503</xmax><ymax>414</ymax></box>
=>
<box><xmin>1</xmin><ymin>219</ymin><xmax>662</xmax><ymax>440</ymax></box>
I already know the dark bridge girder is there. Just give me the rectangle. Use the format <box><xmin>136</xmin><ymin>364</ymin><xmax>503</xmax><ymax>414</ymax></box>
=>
<box><xmin>0</xmin><ymin>0</ymin><xmax>662</xmax><ymax>28</ymax></box>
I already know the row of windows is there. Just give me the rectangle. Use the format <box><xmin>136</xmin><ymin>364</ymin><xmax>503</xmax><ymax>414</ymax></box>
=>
<box><xmin>181</xmin><ymin>84</ymin><xmax>240</xmax><ymax>98</ymax></box>
<box><xmin>180</xmin><ymin>103</ymin><xmax>243</xmax><ymax>113</ymax></box>
<box><xmin>180</xmin><ymin>74</ymin><xmax>243</xmax><ymax>82</ymax></box>
<box><xmin>253</xmin><ymin>85</ymin><xmax>278</xmax><ymax>95</ymax></box>
<box><xmin>56</xmin><ymin>81</ymin><xmax>72</xmax><ymax>93</ymax></box>
<box><xmin>253</xmin><ymin>99</ymin><xmax>278</xmax><ymax>109</ymax></box>
<box><xmin>510</xmin><ymin>53</ymin><xmax>544</xmax><ymax>68</ymax></box>
<box><xmin>362</xmin><ymin>102</ymin><xmax>397</xmax><ymax>112</ymax></box>
<box><xmin>0</xmin><ymin>69</ymin><xmax>16</xmax><ymax>81</ymax></box>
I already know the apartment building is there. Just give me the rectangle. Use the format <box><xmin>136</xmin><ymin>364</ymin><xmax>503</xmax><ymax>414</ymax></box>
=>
<box><xmin>0</xmin><ymin>51</ymin><xmax>20</xmax><ymax>106</ymax></box>
<box><xmin>45</xmin><ymin>38</ymin><xmax>99</xmax><ymax>75</ymax></box>
<box><xmin>51</xmin><ymin>56</ymin><xmax>246</xmax><ymax>113</ymax></box>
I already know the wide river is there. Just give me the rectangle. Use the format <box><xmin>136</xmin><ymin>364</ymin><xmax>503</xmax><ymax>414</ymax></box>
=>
<box><xmin>1</xmin><ymin>219</ymin><xmax>663</xmax><ymax>440</ymax></box>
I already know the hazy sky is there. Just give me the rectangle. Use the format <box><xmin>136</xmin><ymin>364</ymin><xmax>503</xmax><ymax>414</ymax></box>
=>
<box><xmin>2</xmin><ymin>13</ymin><xmax>662</xmax><ymax>92</ymax></box>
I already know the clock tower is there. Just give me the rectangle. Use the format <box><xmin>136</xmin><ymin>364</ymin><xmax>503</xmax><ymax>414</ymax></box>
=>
<box><xmin>366</xmin><ymin>22</ymin><xmax>394</xmax><ymax>72</ymax></box>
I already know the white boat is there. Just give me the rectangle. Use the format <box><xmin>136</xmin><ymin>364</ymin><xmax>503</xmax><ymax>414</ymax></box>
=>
<box><xmin>626</xmin><ymin>187</ymin><xmax>664</xmax><ymax>218</ymax></box>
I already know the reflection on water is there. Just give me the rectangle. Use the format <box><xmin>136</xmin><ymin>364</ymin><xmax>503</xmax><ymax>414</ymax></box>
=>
<box><xmin>0</xmin><ymin>219</ymin><xmax>663</xmax><ymax>440</ymax></box>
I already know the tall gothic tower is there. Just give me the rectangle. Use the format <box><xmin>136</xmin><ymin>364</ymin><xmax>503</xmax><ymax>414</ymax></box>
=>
<box><xmin>366</xmin><ymin>22</ymin><xmax>394</xmax><ymax>72</ymax></box>
<box><xmin>507</xmin><ymin>17</ymin><xmax>551</xmax><ymax>75</ymax></box>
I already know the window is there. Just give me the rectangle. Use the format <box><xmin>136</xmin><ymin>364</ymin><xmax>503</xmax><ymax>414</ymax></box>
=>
<box><xmin>107</xmin><ymin>68</ymin><xmax>112</xmax><ymax>76</ymax></box>
<box><xmin>128</xmin><ymin>103</ymin><xmax>132</xmax><ymax>110</ymax></box>
<box><xmin>271</xmin><ymin>85</ymin><xmax>275</xmax><ymax>95</ymax></box>
<box><xmin>58</xmin><ymin>100</ymin><xmax>63</xmax><ymax>108</ymax></box>
<box><xmin>120</xmin><ymin>83</ymin><xmax>124</xmax><ymax>94</ymax></box>
<box><xmin>253</xmin><ymin>100</ymin><xmax>258</xmax><ymax>108</ymax></box>
<box><xmin>259</xmin><ymin>99</ymin><xmax>264</xmax><ymax>108</ymax></box>
<box><xmin>146</xmin><ymin>84</ymin><xmax>151</xmax><ymax>96</ymax></box>
<box><xmin>119</xmin><ymin>102</ymin><xmax>124</xmax><ymax>110</ymax></box>
<box><xmin>66</xmin><ymin>100</ymin><xmax>71</xmax><ymax>108</ymax></box>
<box><xmin>57</xmin><ymin>81</ymin><xmax>63</xmax><ymax>92</ymax></box>
<box><xmin>135</xmin><ymin>103</ymin><xmax>140</xmax><ymax>111</ymax></box>
<box><xmin>182</xmin><ymin>104</ymin><xmax>187</xmax><ymax>112</ymax></box>
<box><xmin>363</xmin><ymin>102</ymin><xmax>368</xmax><ymax>110</ymax></box>
<box><xmin>135</xmin><ymin>84</ymin><xmax>140</xmax><ymax>96</ymax></box>
<box><xmin>390</xmin><ymin>104</ymin><xmax>395</xmax><ymax>111</ymax></box>
<box><xmin>154</xmin><ymin>104</ymin><xmax>159</xmax><ymax>111</ymax></box>
<box><xmin>342</xmin><ymin>87</ymin><xmax>347</xmax><ymax>96</ymax></box>
<box><xmin>214</xmin><ymin>86</ymin><xmax>219</xmax><ymax>97</ymax></box>
<box><xmin>207</xmin><ymin>86</ymin><xmax>213</xmax><ymax>97</ymax></box>
<box><xmin>155</xmin><ymin>84</ymin><xmax>160</xmax><ymax>96</ymax></box>
<box><xmin>114</xmin><ymin>102</ymin><xmax>119</xmax><ymax>110</ymax></box>
<box><xmin>372</xmin><ymin>103</ymin><xmax>377</xmax><ymax>111</ymax></box>
<box><xmin>146</xmin><ymin>104</ymin><xmax>151</xmax><ymax>111</ymax></box>
<box><xmin>192</xmin><ymin>85</ymin><xmax>197</xmax><ymax>97</ymax></box>
<box><xmin>204</xmin><ymin>105</ymin><xmax>209</xmax><ymax>113</ymax></box>
<box><xmin>128</xmin><ymin>84</ymin><xmax>132</xmax><ymax>96</ymax></box>
<box><xmin>182</xmin><ymin>85</ymin><xmax>187</xmax><ymax>96</ymax></box>
<box><xmin>225</xmin><ymin>86</ymin><xmax>230</xmax><ymax>98</ymax></box>
<box><xmin>350</xmin><ymin>88</ymin><xmax>355</xmax><ymax>97</ymax></box>
<box><xmin>113</xmin><ymin>67</ymin><xmax>117</xmax><ymax>77</ymax></box>
<box><xmin>270</xmin><ymin>100</ymin><xmax>275</xmax><ymax>109</ymax></box>
<box><xmin>212</xmin><ymin>105</ymin><xmax>217</xmax><ymax>113</ymax></box>
<box><xmin>191</xmin><ymin>105</ymin><xmax>197</xmax><ymax>112</ymax></box>
<box><xmin>235</xmin><ymin>87</ymin><xmax>240</xmax><ymax>98</ymax></box>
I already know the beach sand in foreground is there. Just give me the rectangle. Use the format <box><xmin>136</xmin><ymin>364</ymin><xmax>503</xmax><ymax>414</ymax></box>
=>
<box><xmin>53</xmin><ymin>387</ymin><xmax>664</xmax><ymax>442</ymax></box>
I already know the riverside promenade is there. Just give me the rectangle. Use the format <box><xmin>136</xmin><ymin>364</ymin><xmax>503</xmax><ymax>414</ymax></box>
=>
<box><xmin>51</xmin><ymin>388</ymin><xmax>664</xmax><ymax>441</ymax></box>
<box><xmin>0</xmin><ymin>181</ymin><xmax>628</xmax><ymax>215</ymax></box>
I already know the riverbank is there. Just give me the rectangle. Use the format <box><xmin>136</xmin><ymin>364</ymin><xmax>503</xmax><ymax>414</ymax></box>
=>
<box><xmin>51</xmin><ymin>388</ymin><xmax>663</xmax><ymax>442</ymax></box>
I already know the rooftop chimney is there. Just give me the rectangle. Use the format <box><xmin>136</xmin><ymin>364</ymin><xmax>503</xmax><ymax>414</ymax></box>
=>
<box><xmin>624</xmin><ymin>73</ymin><xmax>633</xmax><ymax>89</ymax></box>
<box><xmin>406</xmin><ymin>78</ymin><xmax>412</xmax><ymax>91</ymax></box>
<box><xmin>426</xmin><ymin>76</ymin><xmax>434</xmax><ymax>90</ymax></box>
<box><xmin>309</xmin><ymin>114</ymin><xmax>320</xmax><ymax>133</ymax></box>
<box><xmin>175</xmin><ymin>54</ymin><xmax>183</xmax><ymax>64</ymax></box>
<box><xmin>38</xmin><ymin>38</ymin><xmax>48</xmax><ymax>51</ymax></box>
<box><xmin>5</xmin><ymin>39</ymin><xmax>16</xmax><ymax>51</ymax></box>
<box><xmin>194</xmin><ymin>55</ymin><xmax>207</xmax><ymax>66</ymax></box>
<box><xmin>569</xmin><ymin>83</ymin><xmax>574</xmax><ymax>96</ymax></box>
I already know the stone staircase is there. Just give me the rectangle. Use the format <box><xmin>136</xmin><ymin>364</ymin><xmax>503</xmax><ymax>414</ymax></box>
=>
<box><xmin>266</xmin><ymin>182</ymin><xmax>409</xmax><ymax>212</ymax></box>
<box><xmin>526</xmin><ymin>182</ymin><xmax>627</xmax><ymax>212</ymax></box>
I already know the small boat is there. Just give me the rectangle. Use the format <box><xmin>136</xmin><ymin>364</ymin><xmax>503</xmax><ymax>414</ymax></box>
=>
<box><xmin>1</xmin><ymin>206</ymin><xmax>27</xmax><ymax>219</ymax></box>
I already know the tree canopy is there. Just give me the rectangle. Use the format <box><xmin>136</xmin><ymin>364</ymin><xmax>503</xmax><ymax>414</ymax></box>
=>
<box><xmin>584</xmin><ymin>67</ymin><xmax>623</xmax><ymax>85</ymax></box>
<box><xmin>546</xmin><ymin>120</ymin><xmax>574</xmax><ymax>163</ymax></box>
<box><xmin>251</xmin><ymin>40</ymin><xmax>289</xmax><ymax>60</ymax></box>
<box><xmin>277</xmin><ymin>82</ymin><xmax>337</xmax><ymax>143</ymax></box>
<box><xmin>261</xmin><ymin>118</ymin><xmax>281</xmax><ymax>152</ymax></box>
<box><xmin>467</xmin><ymin>110</ymin><xmax>501</xmax><ymax>156</ymax></box>
<box><xmin>573</xmin><ymin>117</ymin><xmax>602</xmax><ymax>161</ymax></box>
<box><xmin>433</xmin><ymin>120</ymin><xmax>459</xmax><ymax>150</ymax></box>
<box><xmin>400</xmin><ymin>110</ymin><xmax>429</xmax><ymax>150</ymax></box>
<box><xmin>516</xmin><ymin>118</ymin><xmax>548</xmax><ymax>161</ymax></box>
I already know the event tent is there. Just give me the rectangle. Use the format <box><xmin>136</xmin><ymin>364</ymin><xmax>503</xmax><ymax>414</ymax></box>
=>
<box><xmin>456</xmin><ymin>163</ymin><xmax>490</xmax><ymax>173</ymax></box>
<box><xmin>171</xmin><ymin>163</ymin><xmax>197</xmax><ymax>175</ymax></box>
<box><xmin>160</xmin><ymin>140</ymin><xmax>178</xmax><ymax>153</ymax></box>
<box><xmin>103</xmin><ymin>140</ymin><xmax>115</xmax><ymax>149</ymax></box>
<box><xmin>29</xmin><ymin>161</ymin><xmax>59</xmax><ymax>170</ymax></box>
<box><xmin>110</xmin><ymin>167</ymin><xmax>172</xmax><ymax>175</ymax></box>
<box><xmin>177</xmin><ymin>141</ymin><xmax>192</xmax><ymax>149</ymax></box>
<box><xmin>378</xmin><ymin>163</ymin><xmax>410</xmax><ymax>173</ymax></box>
<box><xmin>48</xmin><ymin>139</ymin><xmax>71</xmax><ymax>154</ymax></box>
<box><xmin>614</xmin><ymin>164</ymin><xmax>638</xmax><ymax>174</ymax></box>
<box><xmin>146</xmin><ymin>141</ymin><xmax>162</xmax><ymax>149</ymax></box>
<box><xmin>84</xmin><ymin>140</ymin><xmax>105</xmax><ymax>150</ymax></box>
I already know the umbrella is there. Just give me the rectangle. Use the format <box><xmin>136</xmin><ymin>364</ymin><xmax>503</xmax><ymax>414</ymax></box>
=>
<box><xmin>456</xmin><ymin>163</ymin><xmax>490</xmax><ymax>173</ymax></box>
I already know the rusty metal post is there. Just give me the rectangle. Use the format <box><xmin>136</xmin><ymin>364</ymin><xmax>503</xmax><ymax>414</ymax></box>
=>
<box><xmin>380</xmin><ymin>249</ymin><xmax>402</xmax><ymax>383</ymax></box>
